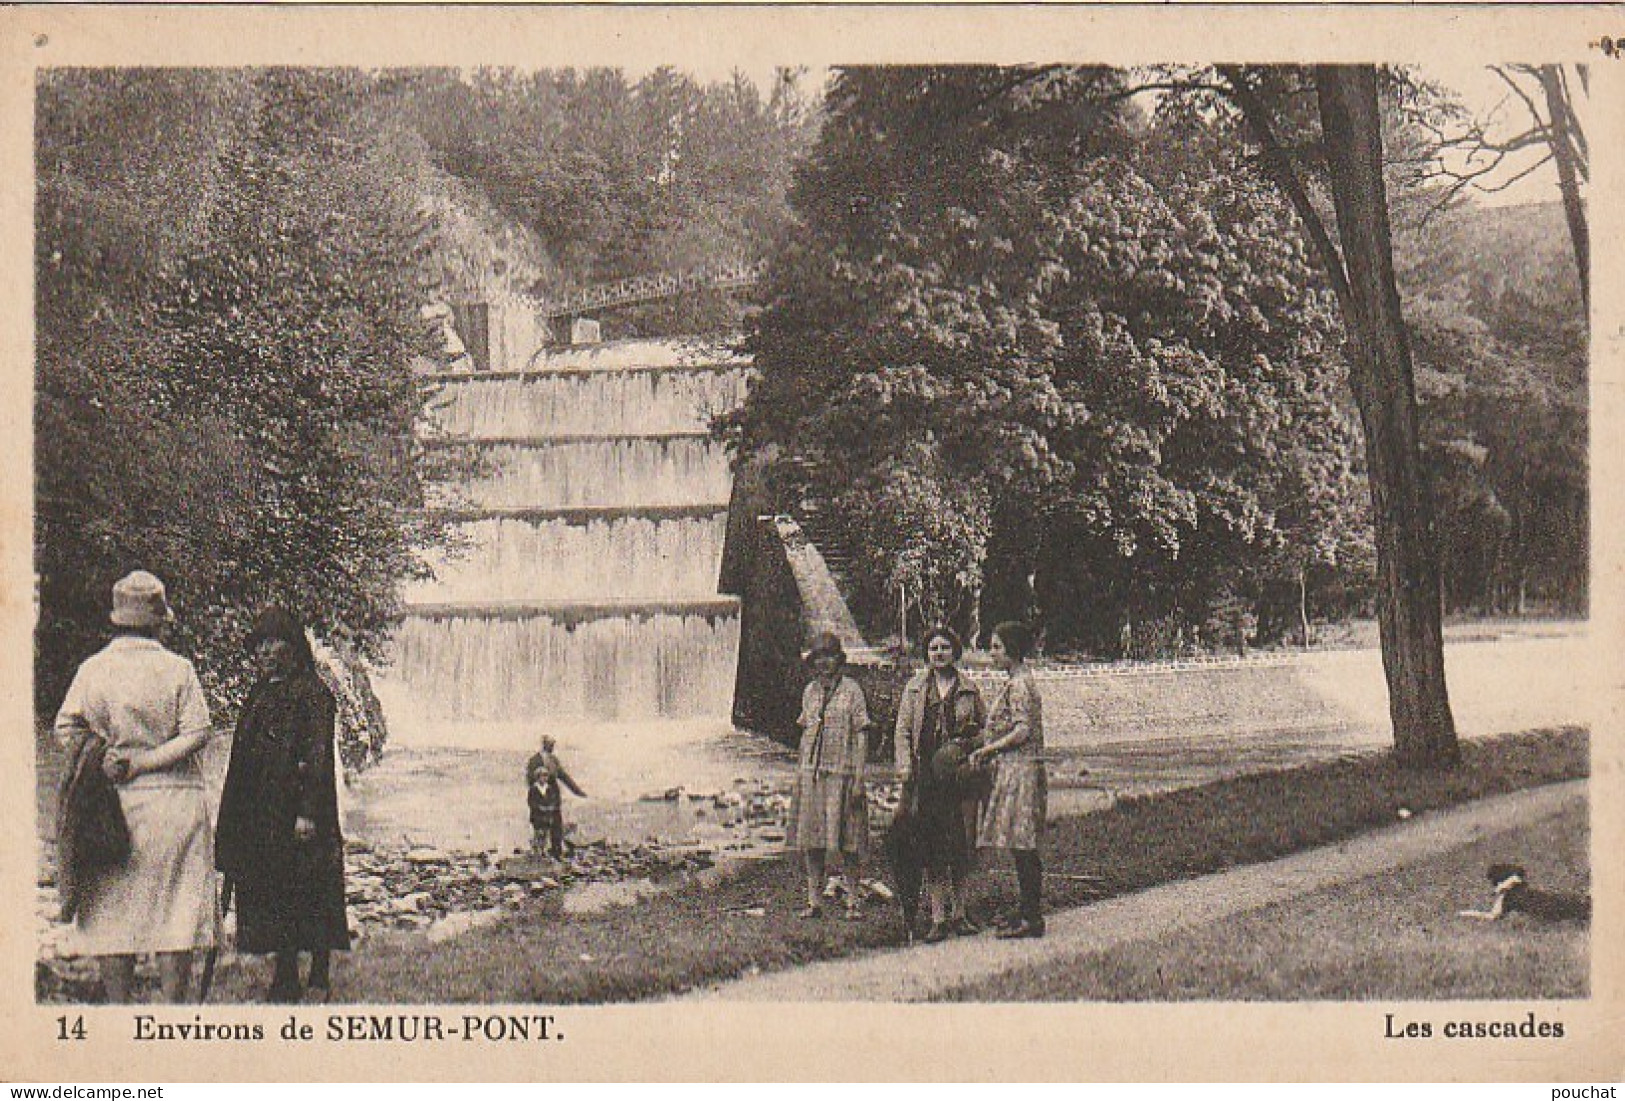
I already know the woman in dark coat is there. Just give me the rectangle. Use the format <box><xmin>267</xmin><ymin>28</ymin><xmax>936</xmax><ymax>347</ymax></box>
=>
<box><xmin>892</xmin><ymin>625</ymin><xmax>986</xmax><ymax>942</ymax></box>
<box><xmin>216</xmin><ymin>608</ymin><xmax>350</xmax><ymax>1002</ymax></box>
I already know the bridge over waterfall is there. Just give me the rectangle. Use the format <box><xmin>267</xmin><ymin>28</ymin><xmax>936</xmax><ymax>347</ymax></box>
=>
<box><xmin>528</xmin><ymin>260</ymin><xmax>764</xmax><ymax>320</ymax></box>
<box><xmin>440</xmin><ymin>262</ymin><xmax>765</xmax><ymax>375</ymax></box>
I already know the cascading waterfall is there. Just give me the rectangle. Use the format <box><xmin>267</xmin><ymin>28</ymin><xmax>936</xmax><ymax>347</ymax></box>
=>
<box><xmin>391</xmin><ymin>612</ymin><xmax>741</xmax><ymax>722</ymax></box>
<box><xmin>425</xmin><ymin>368</ymin><xmax>749</xmax><ymax>438</ymax></box>
<box><xmin>429</xmin><ymin>437</ymin><xmax>732</xmax><ymax>510</ymax></box>
<box><xmin>403</xmin><ymin>513</ymin><xmax>730</xmax><ymax>605</ymax></box>
<box><xmin>383</xmin><ymin>338</ymin><xmax>748</xmax><ymax>745</ymax></box>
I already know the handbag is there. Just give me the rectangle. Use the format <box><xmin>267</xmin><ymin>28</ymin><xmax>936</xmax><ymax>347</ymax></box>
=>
<box><xmin>930</xmin><ymin>738</ymin><xmax>993</xmax><ymax>800</ymax></box>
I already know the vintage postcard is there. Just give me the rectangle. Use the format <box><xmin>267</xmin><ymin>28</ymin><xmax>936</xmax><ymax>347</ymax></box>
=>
<box><xmin>1</xmin><ymin>2</ymin><xmax>1622</xmax><ymax>1082</ymax></box>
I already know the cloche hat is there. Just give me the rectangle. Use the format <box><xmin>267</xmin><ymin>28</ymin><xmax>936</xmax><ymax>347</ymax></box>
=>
<box><xmin>804</xmin><ymin>631</ymin><xmax>846</xmax><ymax>666</ymax></box>
<box><xmin>110</xmin><ymin>570</ymin><xmax>174</xmax><ymax>628</ymax></box>
<box><xmin>245</xmin><ymin>606</ymin><xmax>315</xmax><ymax>668</ymax></box>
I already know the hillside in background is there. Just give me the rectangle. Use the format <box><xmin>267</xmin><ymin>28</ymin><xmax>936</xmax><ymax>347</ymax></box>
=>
<box><xmin>1398</xmin><ymin>198</ymin><xmax>1587</xmax><ymax>616</ymax></box>
<box><xmin>1400</xmin><ymin>200</ymin><xmax>1582</xmax><ymax>344</ymax></box>
<box><xmin>378</xmin><ymin>68</ymin><xmax>820</xmax><ymax>337</ymax></box>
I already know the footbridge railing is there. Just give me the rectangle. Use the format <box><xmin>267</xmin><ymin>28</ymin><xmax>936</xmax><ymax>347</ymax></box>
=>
<box><xmin>517</xmin><ymin>259</ymin><xmax>766</xmax><ymax>320</ymax></box>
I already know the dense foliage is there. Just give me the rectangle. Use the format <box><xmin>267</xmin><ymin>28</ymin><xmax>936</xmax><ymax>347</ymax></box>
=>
<box><xmin>728</xmin><ymin>67</ymin><xmax>1373</xmax><ymax>654</ymax></box>
<box><xmin>389</xmin><ymin>67</ymin><xmax>817</xmax><ymax>335</ymax></box>
<box><xmin>36</xmin><ymin>69</ymin><xmax>445</xmax><ymax>714</ymax></box>
<box><xmin>1401</xmin><ymin>202</ymin><xmax>1587</xmax><ymax>614</ymax></box>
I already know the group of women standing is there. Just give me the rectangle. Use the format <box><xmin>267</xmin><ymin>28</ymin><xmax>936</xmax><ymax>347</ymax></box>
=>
<box><xmin>53</xmin><ymin>572</ymin><xmax>1044</xmax><ymax>1004</ymax></box>
<box><xmin>54</xmin><ymin>571</ymin><xmax>349</xmax><ymax>1004</ymax></box>
<box><xmin>788</xmin><ymin>620</ymin><xmax>1048</xmax><ymax>941</ymax></box>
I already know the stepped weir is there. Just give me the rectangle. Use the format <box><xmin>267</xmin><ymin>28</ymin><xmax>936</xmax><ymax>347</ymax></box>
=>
<box><xmin>379</xmin><ymin>335</ymin><xmax>752</xmax><ymax>747</ymax></box>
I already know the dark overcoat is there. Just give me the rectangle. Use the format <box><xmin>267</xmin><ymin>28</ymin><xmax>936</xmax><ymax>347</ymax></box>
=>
<box><xmin>893</xmin><ymin>668</ymin><xmax>987</xmax><ymax>876</ymax></box>
<box><xmin>215</xmin><ymin>667</ymin><xmax>350</xmax><ymax>953</ymax></box>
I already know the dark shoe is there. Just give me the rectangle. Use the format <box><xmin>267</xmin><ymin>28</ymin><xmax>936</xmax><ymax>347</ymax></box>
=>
<box><xmin>996</xmin><ymin>919</ymin><xmax>1045</xmax><ymax>940</ymax></box>
<box><xmin>266</xmin><ymin>982</ymin><xmax>302</xmax><ymax>1004</ymax></box>
<box><xmin>922</xmin><ymin>922</ymin><xmax>951</xmax><ymax>944</ymax></box>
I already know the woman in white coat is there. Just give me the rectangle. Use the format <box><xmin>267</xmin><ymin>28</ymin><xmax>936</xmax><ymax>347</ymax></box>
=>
<box><xmin>54</xmin><ymin>571</ymin><xmax>218</xmax><ymax>1002</ymax></box>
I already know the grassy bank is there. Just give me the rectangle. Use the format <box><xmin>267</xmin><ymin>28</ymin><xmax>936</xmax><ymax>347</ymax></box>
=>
<box><xmin>947</xmin><ymin>800</ymin><xmax>1589</xmax><ymax>1002</ymax></box>
<box><xmin>288</xmin><ymin>725</ymin><xmax>1587</xmax><ymax>1004</ymax></box>
<box><xmin>111</xmin><ymin>724</ymin><xmax>1587</xmax><ymax>1005</ymax></box>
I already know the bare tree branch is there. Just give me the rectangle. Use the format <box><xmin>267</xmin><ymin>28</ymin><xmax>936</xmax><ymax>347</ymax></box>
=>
<box><xmin>1534</xmin><ymin>63</ymin><xmax>1590</xmax><ymax>309</ymax></box>
<box><xmin>1417</xmin><ymin>149</ymin><xmax>1553</xmax><ymax>224</ymax></box>
<box><xmin>1094</xmin><ymin>79</ymin><xmax>1231</xmax><ymax>104</ymax></box>
<box><xmin>962</xmin><ymin>64</ymin><xmax>1067</xmax><ymax>120</ymax></box>
<box><xmin>1490</xmin><ymin>65</ymin><xmax>1546</xmax><ymax>129</ymax></box>
<box><xmin>1555</xmin><ymin>66</ymin><xmax>1589</xmax><ymax>177</ymax></box>
<box><xmin>1215</xmin><ymin>65</ymin><xmax>1354</xmax><ymax>319</ymax></box>
<box><xmin>1464</xmin><ymin>152</ymin><xmax>1555</xmax><ymax>194</ymax></box>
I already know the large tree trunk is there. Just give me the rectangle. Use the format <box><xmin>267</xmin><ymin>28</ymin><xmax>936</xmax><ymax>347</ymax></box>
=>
<box><xmin>1315</xmin><ymin>66</ymin><xmax>1459</xmax><ymax>766</ymax></box>
<box><xmin>1536</xmin><ymin>65</ymin><xmax>1589</xmax><ymax>313</ymax></box>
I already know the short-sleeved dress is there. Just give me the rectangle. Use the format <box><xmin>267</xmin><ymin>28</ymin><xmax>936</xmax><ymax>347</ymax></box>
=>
<box><xmin>785</xmin><ymin>675</ymin><xmax>870</xmax><ymax>855</ymax></box>
<box><xmin>53</xmin><ymin>636</ymin><xmax>219</xmax><ymax>956</ymax></box>
<box><xmin>977</xmin><ymin>669</ymin><xmax>1047</xmax><ymax>852</ymax></box>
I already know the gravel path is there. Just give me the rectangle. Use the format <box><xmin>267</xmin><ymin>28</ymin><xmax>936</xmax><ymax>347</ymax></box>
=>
<box><xmin>686</xmin><ymin>780</ymin><xmax>1586</xmax><ymax>1002</ymax></box>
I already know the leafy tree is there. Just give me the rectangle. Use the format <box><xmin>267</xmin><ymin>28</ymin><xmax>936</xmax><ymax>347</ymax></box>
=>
<box><xmin>1399</xmin><ymin>203</ymin><xmax>1586</xmax><ymax>615</ymax></box>
<box><xmin>36</xmin><ymin>68</ymin><xmax>253</xmax><ymax>709</ymax></box>
<box><xmin>728</xmin><ymin>67</ymin><xmax>1369</xmax><ymax>658</ymax></box>
<box><xmin>36</xmin><ymin>69</ymin><xmax>444</xmax><ymax>716</ymax></box>
<box><xmin>397</xmin><ymin>66</ymin><xmax>817</xmax><ymax>335</ymax></box>
<box><xmin>1202</xmin><ymin>64</ymin><xmax>1460</xmax><ymax>765</ymax></box>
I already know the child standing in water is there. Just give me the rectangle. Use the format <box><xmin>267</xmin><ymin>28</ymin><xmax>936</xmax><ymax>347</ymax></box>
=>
<box><xmin>526</xmin><ymin>736</ymin><xmax>586</xmax><ymax>859</ymax></box>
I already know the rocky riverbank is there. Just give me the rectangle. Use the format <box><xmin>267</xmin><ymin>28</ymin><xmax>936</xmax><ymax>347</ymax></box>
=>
<box><xmin>36</xmin><ymin>775</ymin><xmax>905</xmax><ymax>1003</ymax></box>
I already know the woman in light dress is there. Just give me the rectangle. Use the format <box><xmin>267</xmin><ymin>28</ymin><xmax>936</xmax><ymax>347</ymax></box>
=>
<box><xmin>53</xmin><ymin>571</ymin><xmax>218</xmax><ymax>1002</ymax></box>
<box><xmin>968</xmin><ymin>620</ymin><xmax>1047</xmax><ymax>939</ymax></box>
<box><xmin>784</xmin><ymin>632</ymin><xmax>872</xmax><ymax>920</ymax></box>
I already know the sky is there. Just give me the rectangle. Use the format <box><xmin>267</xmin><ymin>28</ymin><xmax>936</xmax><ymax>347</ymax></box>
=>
<box><xmin>1413</xmin><ymin>61</ymin><xmax>1565</xmax><ymax>208</ymax></box>
<box><xmin>661</xmin><ymin>60</ymin><xmax>1570</xmax><ymax>210</ymax></box>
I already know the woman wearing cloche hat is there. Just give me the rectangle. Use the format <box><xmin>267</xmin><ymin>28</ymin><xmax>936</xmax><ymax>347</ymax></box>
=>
<box><xmin>784</xmin><ymin>631</ymin><xmax>873</xmax><ymax>920</ymax></box>
<box><xmin>53</xmin><ymin>570</ymin><xmax>219</xmax><ymax>1002</ymax></box>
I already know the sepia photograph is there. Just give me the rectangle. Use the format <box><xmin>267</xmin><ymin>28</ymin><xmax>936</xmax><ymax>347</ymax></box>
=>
<box><xmin>4</xmin><ymin>2</ymin><xmax>1622</xmax><ymax>1083</ymax></box>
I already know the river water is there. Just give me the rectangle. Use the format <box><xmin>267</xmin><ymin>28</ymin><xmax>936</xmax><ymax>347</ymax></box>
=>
<box><xmin>343</xmin><ymin>717</ymin><xmax>796</xmax><ymax>855</ymax></box>
<box><xmin>347</xmin><ymin>630</ymin><xmax>1590</xmax><ymax>855</ymax></box>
